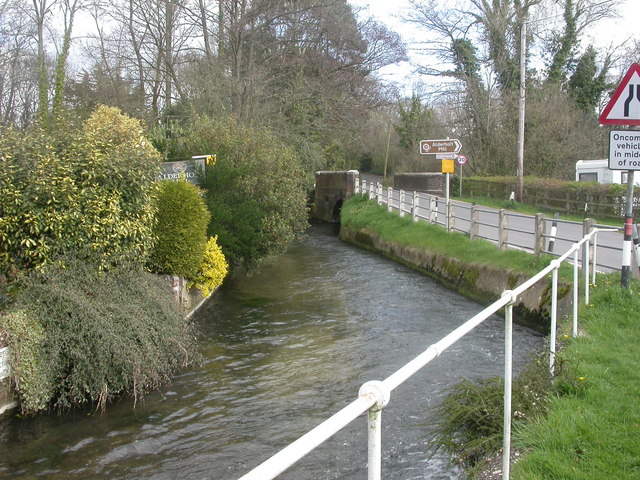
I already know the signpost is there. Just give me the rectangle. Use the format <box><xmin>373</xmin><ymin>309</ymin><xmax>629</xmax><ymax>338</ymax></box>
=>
<box><xmin>420</xmin><ymin>138</ymin><xmax>463</xmax><ymax>231</ymax></box>
<box><xmin>599</xmin><ymin>63</ymin><xmax>640</xmax><ymax>288</ymax></box>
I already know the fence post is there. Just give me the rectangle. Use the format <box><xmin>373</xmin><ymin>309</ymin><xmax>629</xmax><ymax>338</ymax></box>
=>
<box><xmin>430</xmin><ymin>196</ymin><xmax>438</xmax><ymax>224</ymax></box>
<box><xmin>499</xmin><ymin>209</ymin><xmax>508</xmax><ymax>250</ymax></box>
<box><xmin>355</xmin><ymin>177</ymin><xmax>361</xmax><ymax>194</ymax></box>
<box><xmin>399</xmin><ymin>190</ymin><xmax>405</xmax><ymax>217</ymax></box>
<box><xmin>448</xmin><ymin>202</ymin><xmax>455</xmax><ymax>232</ymax></box>
<box><xmin>376</xmin><ymin>183</ymin><xmax>382</xmax><ymax>204</ymax></box>
<box><xmin>548</xmin><ymin>213</ymin><xmax>559</xmax><ymax>252</ymax></box>
<box><xmin>387</xmin><ymin>187</ymin><xmax>393</xmax><ymax>212</ymax></box>
<box><xmin>470</xmin><ymin>204</ymin><xmax>479</xmax><ymax>240</ymax></box>
<box><xmin>534</xmin><ymin>213</ymin><xmax>545</xmax><ymax>256</ymax></box>
<box><xmin>413</xmin><ymin>192</ymin><xmax>419</xmax><ymax>222</ymax></box>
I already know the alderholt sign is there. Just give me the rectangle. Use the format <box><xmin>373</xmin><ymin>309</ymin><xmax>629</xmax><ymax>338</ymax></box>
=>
<box><xmin>159</xmin><ymin>158</ymin><xmax>206</xmax><ymax>185</ymax></box>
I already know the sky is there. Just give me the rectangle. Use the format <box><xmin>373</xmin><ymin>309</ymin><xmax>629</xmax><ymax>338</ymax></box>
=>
<box><xmin>349</xmin><ymin>0</ymin><xmax>640</xmax><ymax>92</ymax></box>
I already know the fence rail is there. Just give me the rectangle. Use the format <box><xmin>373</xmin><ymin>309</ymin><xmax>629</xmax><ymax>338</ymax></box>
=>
<box><xmin>238</xmin><ymin>189</ymin><xmax>615</xmax><ymax>480</ymax></box>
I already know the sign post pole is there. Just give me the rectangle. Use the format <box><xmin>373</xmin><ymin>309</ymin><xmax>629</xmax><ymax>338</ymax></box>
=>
<box><xmin>622</xmin><ymin>171</ymin><xmax>635</xmax><ymax>288</ymax></box>
<box><xmin>456</xmin><ymin>155</ymin><xmax>467</xmax><ymax>197</ymax></box>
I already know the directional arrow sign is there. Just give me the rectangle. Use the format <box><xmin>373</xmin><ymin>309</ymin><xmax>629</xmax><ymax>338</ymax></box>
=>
<box><xmin>599</xmin><ymin>63</ymin><xmax>640</xmax><ymax>126</ymax></box>
<box><xmin>419</xmin><ymin>138</ymin><xmax>462</xmax><ymax>155</ymax></box>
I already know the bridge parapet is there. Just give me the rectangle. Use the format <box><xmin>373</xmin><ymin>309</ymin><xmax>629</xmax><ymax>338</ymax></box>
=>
<box><xmin>393</xmin><ymin>173</ymin><xmax>445</xmax><ymax>196</ymax></box>
<box><xmin>312</xmin><ymin>170</ymin><xmax>359</xmax><ymax>223</ymax></box>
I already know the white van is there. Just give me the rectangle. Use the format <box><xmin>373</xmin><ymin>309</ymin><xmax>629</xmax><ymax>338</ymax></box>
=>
<box><xmin>575</xmin><ymin>159</ymin><xmax>640</xmax><ymax>185</ymax></box>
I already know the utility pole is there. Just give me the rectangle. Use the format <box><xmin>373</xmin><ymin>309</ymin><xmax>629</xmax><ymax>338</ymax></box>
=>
<box><xmin>516</xmin><ymin>19</ymin><xmax>527</xmax><ymax>202</ymax></box>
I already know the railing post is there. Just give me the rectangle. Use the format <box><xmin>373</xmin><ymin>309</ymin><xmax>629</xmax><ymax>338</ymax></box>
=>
<box><xmin>584</xmin><ymin>241</ymin><xmax>590</xmax><ymax>306</ymax></box>
<box><xmin>499</xmin><ymin>209</ymin><xmax>508</xmax><ymax>250</ymax></box>
<box><xmin>592</xmin><ymin>231</ymin><xmax>599</xmax><ymax>286</ymax></box>
<box><xmin>355</xmin><ymin>176</ymin><xmax>361</xmax><ymax>194</ymax></box>
<box><xmin>470</xmin><ymin>204</ymin><xmax>479</xmax><ymax>240</ymax></box>
<box><xmin>387</xmin><ymin>187</ymin><xmax>393</xmax><ymax>213</ymax></box>
<box><xmin>502</xmin><ymin>290</ymin><xmax>517</xmax><ymax>480</ymax></box>
<box><xmin>413</xmin><ymin>192</ymin><xmax>419</xmax><ymax>222</ymax></box>
<box><xmin>582</xmin><ymin>218</ymin><xmax>593</xmax><ymax>274</ymax></box>
<box><xmin>534</xmin><ymin>213</ymin><xmax>545</xmax><ymax>255</ymax></box>
<box><xmin>359</xmin><ymin>381</ymin><xmax>391</xmax><ymax>480</ymax></box>
<box><xmin>549</xmin><ymin>261</ymin><xmax>560</xmax><ymax>376</ymax></box>
<box><xmin>376</xmin><ymin>183</ymin><xmax>382</xmax><ymax>204</ymax></box>
<box><xmin>399</xmin><ymin>190</ymin><xmax>405</xmax><ymax>217</ymax></box>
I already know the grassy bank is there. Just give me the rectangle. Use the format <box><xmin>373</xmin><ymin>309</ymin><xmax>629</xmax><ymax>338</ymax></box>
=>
<box><xmin>341</xmin><ymin>195</ymin><xmax>640</xmax><ymax>479</ymax></box>
<box><xmin>342</xmin><ymin>194</ymin><xmax>568</xmax><ymax>280</ymax></box>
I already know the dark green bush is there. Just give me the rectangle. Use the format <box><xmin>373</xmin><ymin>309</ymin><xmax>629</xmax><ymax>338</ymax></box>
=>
<box><xmin>148</xmin><ymin>179</ymin><xmax>210</xmax><ymax>279</ymax></box>
<box><xmin>0</xmin><ymin>258</ymin><xmax>199</xmax><ymax>414</ymax></box>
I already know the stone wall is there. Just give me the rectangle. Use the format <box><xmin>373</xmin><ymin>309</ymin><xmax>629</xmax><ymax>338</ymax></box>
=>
<box><xmin>340</xmin><ymin>225</ymin><xmax>571</xmax><ymax>333</ymax></box>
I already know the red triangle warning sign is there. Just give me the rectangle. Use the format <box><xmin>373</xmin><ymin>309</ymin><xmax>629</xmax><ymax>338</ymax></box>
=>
<box><xmin>599</xmin><ymin>63</ymin><xmax>640</xmax><ymax>125</ymax></box>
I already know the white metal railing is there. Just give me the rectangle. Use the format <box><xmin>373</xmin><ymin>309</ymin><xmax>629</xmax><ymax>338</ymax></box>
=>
<box><xmin>237</xmin><ymin>203</ymin><xmax>614</xmax><ymax>480</ymax></box>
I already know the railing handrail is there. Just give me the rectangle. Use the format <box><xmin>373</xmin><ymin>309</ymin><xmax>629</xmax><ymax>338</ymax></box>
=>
<box><xmin>237</xmin><ymin>186</ymin><xmax>616</xmax><ymax>480</ymax></box>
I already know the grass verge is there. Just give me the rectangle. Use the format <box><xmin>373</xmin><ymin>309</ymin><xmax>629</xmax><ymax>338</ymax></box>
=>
<box><xmin>342</xmin><ymin>194</ymin><xmax>570</xmax><ymax>280</ymax></box>
<box><xmin>511</xmin><ymin>277</ymin><xmax>640</xmax><ymax>479</ymax></box>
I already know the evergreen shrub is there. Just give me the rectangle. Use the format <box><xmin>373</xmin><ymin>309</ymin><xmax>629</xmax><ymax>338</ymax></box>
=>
<box><xmin>149</xmin><ymin>178</ymin><xmax>211</xmax><ymax>279</ymax></box>
<box><xmin>161</xmin><ymin>116</ymin><xmax>309</xmax><ymax>268</ymax></box>
<box><xmin>0</xmin><ymin>105</ymin><xmax>160</xmax><ymax>278</ymax></box>
<box><xmin>189</xmin><ymin>236</ymin><xmax>228</xmax><ymax>296</ymax></box>
<box><xmin>0</xmin><ymin>258</ymin><xmax>199</xmax><ymax>414</ymax></box>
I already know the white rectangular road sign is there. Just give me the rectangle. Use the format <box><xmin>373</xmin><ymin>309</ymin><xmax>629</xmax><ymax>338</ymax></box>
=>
<box><xmin>609</xmin><ymin>130</ymin><xmax>640</xmax><ymax>170</ymax></box>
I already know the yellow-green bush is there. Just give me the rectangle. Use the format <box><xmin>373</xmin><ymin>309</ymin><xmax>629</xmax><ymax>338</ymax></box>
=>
<box><xmin>189</xmin><ymin>236</ymin><xmax>228</xmax><ymax>296</ymax></box>
<box><xmin>0</xmin><ymin>105</ymin><xmax>160</xmax><ymax>278</ymax></box>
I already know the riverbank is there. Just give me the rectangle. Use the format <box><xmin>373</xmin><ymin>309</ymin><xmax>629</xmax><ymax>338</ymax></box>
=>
<box><xmin>340</xmin><ymin>194</ymin><xmax>640</xmax><ymax>479</ymax></box>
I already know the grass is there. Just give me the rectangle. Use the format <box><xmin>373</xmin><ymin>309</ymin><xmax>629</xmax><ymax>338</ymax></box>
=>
<box><xmin>511</xmin><ymin>278</ymin><xmax>640</xmax><ymax>479</ymax></box>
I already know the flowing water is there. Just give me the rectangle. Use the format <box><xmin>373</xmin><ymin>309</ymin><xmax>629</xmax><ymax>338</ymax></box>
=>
<box><xmin>0</xmin><ymin>225</ymin><xmax>542</xmax><ymax>479</ymax></box>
